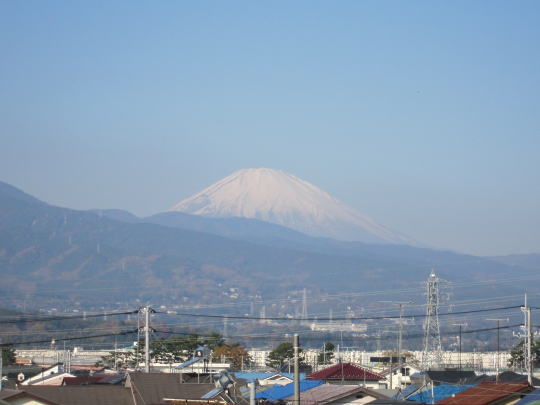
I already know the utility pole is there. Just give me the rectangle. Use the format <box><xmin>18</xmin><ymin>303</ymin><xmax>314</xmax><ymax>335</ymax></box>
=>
<box><xmin>486</xmin><ymin>318</ymin><xmax>508</xmax><ymax>383</ymax></box>
<box><xmin>249</xmin><ymin>382</ymin><xmax>256</xmax><ymax>405</ymax></box>
<box><xmin>114</xmin><ymin>337</ymin><xmax>118</xmax><ymax>371</ymax></box>
<box><xmin>380</xmin><ymin>300</ymin><xmax>413</xmax><ymax>389</ymax></box>
<box><xmin>294</xmin><ymin>334</ymin><xmax>300</xmax><ymax>405</ymax></box>
<box><xmin>301</xmin><ymin>289</ymin><xmax>308</xmax><ymax>322</ymax></box>
<box><xmin>145</xmin><ymin>306</ymin><xmax>150</xmax><ymax>373</ymax></box>
<box><xmin>0</xmin><ymin>345</ymin><xmax>3</xmax><ymax>392</ymax></box>
<box><xmin>527</xmin><ymin>306</ymin><xmax>533</xmax><ymax>386</ymax></box>
<box><xmin>519</xmin><ymin>299</ymin><xmax>534</xmax><ymax>386</ymax></box>
<box><xmin>452</xmin><ymin>323</ymin><xmax>467</xmax><ymax>373</ymax></box>
<box><xmin>142</xmin><ymin>306</ymin><xmax>154</xmax><ymax>373</ymax></box>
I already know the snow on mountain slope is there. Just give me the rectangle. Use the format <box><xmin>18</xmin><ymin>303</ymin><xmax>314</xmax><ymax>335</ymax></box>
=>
<box><xmin>169</xmin><ymin>168</ymin><xmax>415</xmax><ymax>245</ymax></box>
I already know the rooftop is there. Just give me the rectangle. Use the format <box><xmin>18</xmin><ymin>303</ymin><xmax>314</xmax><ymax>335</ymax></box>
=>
<box><xmin>308</xmin><ymin>362</ymin><xmax>385</xmax><ymax>381</ymax></box>
<box><xmin>284</xmin><ymin>383</ymin><xmax>388</xmax><ymax>405</ymax></box>
<box><xmin>256</xmin><ymin>380</ymin><xmax>324</xmax><ymax>401</ymax></box>
<box><xmin>437</xmin><ymin>381</ymin><xmax>531</xmax><ymax>405</ymax></box>
<box><xmin>0</xmin><ymin>385</ymin><xmax>133</xmax><ymax>405</ymax></box>
<box><xmin>406</xmin><ymin>384</ymin><xmax>474</xmax><ymax>403</ymax></box>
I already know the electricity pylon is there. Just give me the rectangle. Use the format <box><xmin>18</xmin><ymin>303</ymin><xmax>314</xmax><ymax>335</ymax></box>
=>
<box><xmin>421</xmin><ymin>269</ymin><xmax>444</xmax><ymax>370</ymax></box>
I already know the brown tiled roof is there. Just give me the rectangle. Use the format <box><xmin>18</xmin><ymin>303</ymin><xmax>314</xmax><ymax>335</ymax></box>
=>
<box><xmin>62</xmin><ymin>374</ymin><xmax>123</xmax><ymax>385</ymax></box>
<box><xmin>436</xmin><ymin>381</ymin><xmax>530</xmax><ymax>405</ymax></box>
<box><xmin>284</xmin><ymin>384</ymin><xmax>388</xmax><ymax>404</ymax></box>
<box><xmin>308</xmin><ymin>363</ymin><xmax>385</xmax><ymax>381</ymax></box>
<box><xmin>0</xmin><ymin>389</ymin><xmax>21</xmax><ymax>401</ymax></box>
<box><xmin>4</xmin><ymin>385</ymin><xmax>133</xmax><ymax>405</ymax></box>
<box><xmin>128</xmin><ymin>373</ymin><xmax>226</xmax><ymax>405</ymax></box>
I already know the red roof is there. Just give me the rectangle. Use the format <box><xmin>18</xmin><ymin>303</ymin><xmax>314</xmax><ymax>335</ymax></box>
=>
<box><xmin>308</xmin><ymin>363</ymin><xmax>385</xmax><ymax>381</ymax></box>
<box><xmin>436</xmin><ymin>381</ymin><xmax>530</xmax><ymax>405</ymax></box>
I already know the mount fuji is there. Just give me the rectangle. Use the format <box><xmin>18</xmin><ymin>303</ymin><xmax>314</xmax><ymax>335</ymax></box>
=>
<box><xmin>169</xmin><ymin>168</ymin><xmax>415</xmax><ymax>245</ymax></box>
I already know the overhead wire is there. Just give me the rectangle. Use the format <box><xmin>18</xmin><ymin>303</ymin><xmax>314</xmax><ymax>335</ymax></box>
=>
<box><xmin>0</xmin><ymin>310</ymin><xmax>137</xmax><ymax>324</ymax></box>
<box><xmin>2</xmin><ymin>272</ymin><xmax>540</xmax><ymax>310</ymax></box>
<box><xmin>156</xmin><ymin>305</ymin><xmax>522</xmax><ymax>321</ymax></box>
<box><xmin>1</xmin><ymin>329</ymin><xmax>138</xmax><ymax>347</ymax></box>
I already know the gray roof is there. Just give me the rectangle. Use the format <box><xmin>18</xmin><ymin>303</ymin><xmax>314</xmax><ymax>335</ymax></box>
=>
<box><xmin>284</xmin><ymin>384</ymin><xmax>389</xmax><ymax>404</ymax></box>
<box><xmin>2</xmin><ymin>385</ymin><xmax>133</xmax><ymax>405</ymax></box>
<box><xmin>128</xmin><ymin>373</ymin><xmax>226</xmax><ymax>405</ymax></box>
<box><xmin>423</xmin><ymin>370</ymin><xmax>476</xmax><ymax>384</ymax></box>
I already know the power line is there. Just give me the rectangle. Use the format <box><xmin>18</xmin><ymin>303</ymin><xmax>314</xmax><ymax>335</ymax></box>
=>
<box><xmin>0</xmin><ymin>310</ymin><xmax>137</xmax><ymax>325</ymax></box>
<box><xmin>158</xmin><ymin>305</ymin><xmax>522</xmax><ymax>321</ymax></box>
<box><xmin>3</xmin><ymin>321</ymin><xmax>531</xmax><ymax>348</ymax></box>
<box><xmin>151</xmin><ymin>323</ymin><xmax>525</xmax><ymax>341</ymax></box>
<box><xmin>1</xmin><ymin>329</ymin><xmax>138</xmax><ymax>347</ymax></box>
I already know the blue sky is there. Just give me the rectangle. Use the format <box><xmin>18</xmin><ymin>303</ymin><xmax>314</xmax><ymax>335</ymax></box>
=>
<box><xmin>1</xmin><ymin>1</ymin><xmax>539</xmax><ymax>256</ymax></box>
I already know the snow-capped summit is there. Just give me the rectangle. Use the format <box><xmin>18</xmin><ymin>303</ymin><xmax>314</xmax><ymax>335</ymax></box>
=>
<box><xmin>170</xmin><ymin>168</ymin><xmax>414</xmax><ymax>245</ymax></box>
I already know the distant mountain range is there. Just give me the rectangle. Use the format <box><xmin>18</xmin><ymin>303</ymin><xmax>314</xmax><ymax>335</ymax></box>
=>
<box><xmin>0</xmin><ymin>179</ymin><xmax>537</xmax><ymax>312</ymax></box>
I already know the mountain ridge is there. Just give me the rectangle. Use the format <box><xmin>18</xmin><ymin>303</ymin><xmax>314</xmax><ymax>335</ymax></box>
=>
<box><xmin>0</xmin><ymin>179</ymin><xmax>536</xmax><ymax>312</ymax></box>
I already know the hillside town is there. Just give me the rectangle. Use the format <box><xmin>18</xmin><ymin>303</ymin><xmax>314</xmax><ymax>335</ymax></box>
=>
<box><xmin>0</xmin><ymin>341</ymin><xmax>538</xmax><ymax>405</ymax></box>
<box><xmin>1</xmin><ymin>272</ymin><xmax>539</xmax><ymax>405</ymax></box>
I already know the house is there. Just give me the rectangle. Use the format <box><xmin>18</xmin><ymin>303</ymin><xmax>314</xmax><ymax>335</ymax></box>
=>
<box><xmin>405</xmin><ymin>384</ymin><xmax>474</xmax><ymax>403</ymax></box>
<box><xmin>20</xmin><ymin>364</ymin><xmax>74</xmax><ymax>385</ymax></box>
<box><xmin>0</xmin><ymin>365</ymin><xmax>45</xmax><ymax>389</ymax></box>
<box><xmin>232</xmin><ymin>372</ymin><xmax>306</xmax><ymax>386</ymax></box>
<box><xmin>0</xmin><ymin>372</ymin><xmax>239</xmax><ymax>405</ymax></box>
<box><xmin>126</xmin><ymin>373</ymin><xmax>235</xmax><ymax>405</ymax></box>
<box><xmin>0</xmin><ymin>391</ymin><xmax>20</xmax><ymax>405</ymax></box>
<box><xmin>284</xmin><ymin>383</ymin><xmax>389</xmax><ymax>405</ymax></box>
<box><xmin>476</xmin><ymin>371</ymin><xmax>540</xmax><ymax>386</ymax></box>
<box><xmin>61</xmin><ymin>373</ymin><xmax>124</xmax><ymax>385</ymax></box>
<box><xmin>22</xmin><ymin>372</ymin><xmax>76</xmax><ymax>386</ymax></box>
<box><xmin>514</xmin><ymin>388</ymin><xmax>540</xmax><ymax>405</ymax></box>
<box><xmin>0</xmin><ymin>385</ymin><xmax>133</xmax><ymax>405</ymax></box>
<box><xmin>256</xmin><ymin>380</ymin><xmax>324</xmax><ymax>402</ymax></box>
<box><xmin>392</xmin><ymin>382</ymin><xmax>421</xmax><ymax>400</ymax></box>
<box><xmin>410</xmin><ymin>370</ymin><xmax>476</xmax><ymax>386</ymax></box>
<box><xmin>308</xmin><ymin>363</ymin><xmax>386</xmax><ymax>389</ymax></box>
<box><xmin>379</xmin><ymin>363</ymin><xmax>422</xmax><ymax>389</ymax></box>
<box><xmin>436</xmin><ymin>381</ymin><xmax>532</xmax><ymax>405</ymax></box>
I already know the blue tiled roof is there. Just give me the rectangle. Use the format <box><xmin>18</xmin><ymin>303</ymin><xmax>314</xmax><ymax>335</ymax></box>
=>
<box><xmin>256</xmin><ymin>380</ymin><xmax>324</xmax><ymax>401</ymax></box>
<box><xmin>515</xmin><ymin>388</ymin><xmax>540</xmax><ymax>404</ymax></box>
<box><xmin>233</xmin><ymin>372</ymin><xmax>278</xmax><ymax>383</ymax></box>
<box><xmin>407</xmin><ymin>384</ymin><xmax>474</xmax><ymax>403</ymax></box>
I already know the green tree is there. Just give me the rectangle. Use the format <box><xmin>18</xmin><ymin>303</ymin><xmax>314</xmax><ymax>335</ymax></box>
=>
<box><xmin>98</xmin><ymin>333</ymin><xmax>225</xmax><ymax>368</ymax></box>
<box><xmin>201</xmin><ymin>332</ymin><xmax>225</xmax><ymax>351</ymax></box>
<box><xmin>266</xmin><ymin>342</ymin><xmax>304</xmax><ymax>370</ymax></box>
<box><xmin>213</xmin><ymin>342</ymin><xmax>252</xmax><ymax>370</ymax></box>
<box><xmin>1</xmin><ymin>344</ymin><xmax>16</xmax><ymax>365</ymax></box>
<box><xmin>508</xmin><ymin>339</ymin><xmax>540</xmax><ymax>368</ymax></box>
<box><xmin>317</xmin><ymin>342</ymin><xmax>335</xmax><ymax>365</ymax></box>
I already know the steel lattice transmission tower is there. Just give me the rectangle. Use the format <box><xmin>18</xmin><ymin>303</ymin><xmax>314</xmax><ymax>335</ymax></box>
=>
<box><xmin>421</xmin><ymin>269</ymin><xmax>444</xmax><ymax>369</ymax></box>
